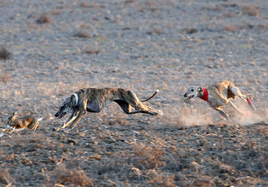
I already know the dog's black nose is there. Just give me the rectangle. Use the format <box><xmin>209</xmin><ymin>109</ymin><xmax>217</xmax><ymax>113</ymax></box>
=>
<box><xmin>184</xmin><ymin>93</ymin><xmax>187</xmax><ymax>97</ymax></box>
<box><xmin>55</xmin><ymin>113</ymin><xmax>58</xmax><ymax>117</ymax></box>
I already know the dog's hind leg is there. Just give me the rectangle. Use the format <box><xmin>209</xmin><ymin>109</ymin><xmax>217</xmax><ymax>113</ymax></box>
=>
<box><xmin>113</xmin><ymin>100</ymin><xmax>148</xmax><ymax>115</ymax></box>
<box><xmin>245</xmin><ymin>96</ymin><xmax>256</xmax><ymax>111</ymax></box>
<box><xmin>123</xmin><ymin>90</ymin><xmax>162</xmax><ymax>116</ymax></box>
<box><xmin>229</xmin><ymin>101</ymin><xmax>244</xmax><ymax>114</ymax></box>
<box><xmin>113</xmin><ymin>100</ymin><xmax>133</xmax><ymax>114</ymax></box>
<box><xmin>229</xmin><ymin>86</ymin><xmax>247</xmax><ymax>100</ymax></box>
<box><xmin>229</xmin><ymin>86</ymin><xmax>256</xmax><ymax>111</ymax></box>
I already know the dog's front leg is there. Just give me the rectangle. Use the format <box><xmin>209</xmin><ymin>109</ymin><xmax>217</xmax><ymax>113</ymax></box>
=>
<box><xmin>64</xmin><ymin>109</ymin><xmax>79</xmax><ymax>127</ymax></box>
<box><xmin>217</xmin><ymin>109</ymin><xmax>232</xmax><ymax>121</ymax></box>
<box><xmin>68</xmin><ymin>99</ymin><xmax>87</xmax><ymax>131</ymax></box>
<box><xmin>55</xmin><ymin>109</ymin><xmax>78</xmax><ymax>131</ymax></box>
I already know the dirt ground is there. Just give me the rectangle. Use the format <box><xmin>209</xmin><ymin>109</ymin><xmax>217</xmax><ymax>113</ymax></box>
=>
<box><xmin>1</xmin><ymin>0</ymin><xmax>268</xmax><ymax>186</ymax></box>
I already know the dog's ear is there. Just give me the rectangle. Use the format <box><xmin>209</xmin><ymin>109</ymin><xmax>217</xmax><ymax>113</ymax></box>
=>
<box><xmin>69</xmin><ymin>95</ymin><xmax>77</xmax><ymax>105</ymax></box>
<box><xmin>13</xmin><ymin>111</ymin><xmax>18</xmax><ymax>116</ymax></box>
<box><xmin>64</xmin><ymin>97</ymin><xmax>71</xmax><ymax>104</ymax></box>
<box><xmin>197</xmin><ymin>87</ymin><xmax>203</xmax><ymax>93</ymax></box>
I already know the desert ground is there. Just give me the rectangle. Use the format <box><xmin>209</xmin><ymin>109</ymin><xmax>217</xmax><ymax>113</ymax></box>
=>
<box><xmin>1</xmin><ymin>0</ymin><xmax>268</xmax><ymax>186</ymax></box>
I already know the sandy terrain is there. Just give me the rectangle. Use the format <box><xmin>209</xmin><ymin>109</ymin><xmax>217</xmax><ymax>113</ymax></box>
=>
<box><xmin>0</xmin><ymin>0</ymin><xmax>268</xmax><ymax>186</ymax></box>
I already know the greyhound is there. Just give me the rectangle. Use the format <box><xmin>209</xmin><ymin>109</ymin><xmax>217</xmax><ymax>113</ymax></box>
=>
<box><xmin>54</xmin><ymin>88</ymin><xmax>162</xmax><ymax>131</ymax></box>
<box><xmin>184</xmin><ymin>80</ymin><xmax>256</xmax><ymax>121</ymax></box>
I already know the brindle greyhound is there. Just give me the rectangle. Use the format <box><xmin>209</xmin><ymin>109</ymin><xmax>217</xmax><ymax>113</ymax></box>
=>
<box><xmin>54</xmin><ymin>88</ymin><xmax>162</xmax><ymax>131</ymax></box>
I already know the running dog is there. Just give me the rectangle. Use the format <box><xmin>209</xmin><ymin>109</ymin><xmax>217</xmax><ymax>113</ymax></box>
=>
<box><xmin>184</xmin><ymin>80</ymin><xmax>256</xmax><ymax>121</ymax></box>
<box><xmin>0</xmin><ymin>112</ymin><xmax>42</xmax><ymax>137</ymax></box>
<box><xmin>54</xmin><ymin>88</ymin><xmax>163</xmax><ymax>131</ymax></box>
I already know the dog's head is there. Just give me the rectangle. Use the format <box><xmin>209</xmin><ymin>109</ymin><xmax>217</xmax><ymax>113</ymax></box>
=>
<box><xmin>184</xmin><ymin>86</ymin><xmax>203</xmax><ymax>100</ymax></box>
<box><xmin>55</xmin><ymin>97</ymin><xmax>73</xmax><ymax>119</ymax></box>
<box><xmin>6</xmin><ymin>111</ymin><xmax>18</xmax><ymax>125</ymax></box>
<box><xmin>55</xmin><ymin>93</ymin><xmax>79</xmax><ymax>119</ymax></box>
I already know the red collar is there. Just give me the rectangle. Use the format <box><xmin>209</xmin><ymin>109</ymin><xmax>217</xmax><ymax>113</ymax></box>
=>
<box><xmin>200</xmin><ymin>88</ymin><xmax>208</xmax><ymax>101</ymax></box>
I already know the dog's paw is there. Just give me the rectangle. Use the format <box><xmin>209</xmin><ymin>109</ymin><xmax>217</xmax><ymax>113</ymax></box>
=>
<box><xmin>52</xmin><ymin>127</ymin><xmax>64</xmax><ymax>132</ymax></box>
<box><xmin>151</xmin><ymin>110</ymin><xmax>163</xmax><ymax>116</ymax></box>
<box><xmin>243</xmin><ymin>111</ymin><xmax>251</xmax><ymax>116</ymax></box>
<box><xmin>157</xmin><ymin>110</ymin><xmax>163</xmax><ymax>116</ymax></box>
<box><xmin>63</xmin><ymin>128</ymin><xmax>72</xmax><ymax>133</ymax></box>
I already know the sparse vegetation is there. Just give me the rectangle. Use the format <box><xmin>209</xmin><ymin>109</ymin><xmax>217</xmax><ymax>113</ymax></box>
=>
<box><xmin>0</xmin><ymin>74</ymin><xmax>11</xmax><ymax>83</ymax></box>
<box><xmin>0</xmin><ymin>47</ymin><xmax>11</xmax><ymax>60</ymax></box>
<box><xmin>85</xmin><ymin>45</ymin><xmax>101</xmax><ymax>54</ymax></box>
<box><xmin>50</xmin><ymin>164</ymin><xmax>94</xmax><ymax>187</ymax></box>
<box><xmin>1</xmin><ymin>0</ymin><xmax>268</xmax><ymax>186</ymax></box>
<box><xmin>205</xmin><ymin>5</ymin><xmax>222</xmax><ymax>11</ymax></box>
<box><xmin>80</xmin><ymin>2</ymin><xmax>89</xmax><ymax>8</ymax></box>
<box><xmin>74</xmin><ymin>31</ymin><xmax>92</xmax><ymax>38</ymax></box>
<box><xmin>242</xmin><ymin>5</ymin><xmax>260</xmax><ymax>16</ymax></box>
<box><xmin>51</xmin><ymin>10</ymin><xmax>62</xmax><ymax>15</ymax></box>
<box><xmin>224</xmin><ymin>25</ymin><xmax>239</xmax><ymax>32</ymax></box>
<box><xmin>146</xmin><ymin>27</ymin><xmax>163</xmax><ymax>35</ymax></box>
<box><xmin>130</xmin><ymin>142</ymin><xmax>165</xmax><ymax>169</ymax></box>
<box><xmin>182</xmin><ymin>27</ymin><xmax>198</xmax><ymax>34</ymax></box>
<box><xmin>0</xmin><ymin>169</ymin><xmax>14</xmax><ymax>186</ymax></box>
<box><xmin>36</xmin><ymin>14</ymin><xmax>51</xmax><ymax>24</ymax></box>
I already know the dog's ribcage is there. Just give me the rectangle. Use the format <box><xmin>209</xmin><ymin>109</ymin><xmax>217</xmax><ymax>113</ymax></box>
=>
<box><xmin>77</xmin><ymin>88</ymin><xmax>125</xmax><ymax>111</ymax></box>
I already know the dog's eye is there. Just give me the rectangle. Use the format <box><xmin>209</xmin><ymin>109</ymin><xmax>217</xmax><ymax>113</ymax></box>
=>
<box><xmin>191</xmin><ymin>89</ymin><xmax>194</xmax><ymax>92</ymax></box>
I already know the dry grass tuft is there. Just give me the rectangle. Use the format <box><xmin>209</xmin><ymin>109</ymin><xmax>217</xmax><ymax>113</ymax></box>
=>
<box><xmin>129</xmin><ymin>142</ymin><xmax>165</xmax><ymax>169</ymax></box>
<box><xmin>0</xmin><ymin>168</ymin><xmax>14</xmax><ymax>186</ymax></box>
<box><xmin>258</xmin><ymin>24</ymin><xmax>266</xmax><ymax>29</ymax></box>
<box><xmin>125</xmin><ymin>0</ymin><xmax>136</xmax><ymax>3</ymax></box>
<box><xmin>0</xmin><ymin>46</ymin><xmax>11</xmax><ymax>60</ymax></box>
<box><xmin>51</xmin><ymin>10</ymin><xmax>62</xmax><ymax>15</ymax></box>
<box><xmin>36</xmin><ymin>14</ymin><xmax>52</xmax><ymax>24</ymax></box>
<box><xmin>205</xmin><ymin>5</ymin><xmax>221</xmax><ymax>11</ymax></box>
<box><xmin>85</xmin><ymin>45</ymin><xmax>102</xmax><ymax>55</ymax></box>
<box><xmin>80</xmin><ymin>2</ymin><xmax>89</xmax><ymax>8</ymax></box>
<box><xmin>145</xmin><ymin>0</ymin><xmax>157</xmax><ymax>12</ymax></box>
<box><xmin>242</xmin><ymin>5</ymin><xmax>260</xmax><ymax>16</ymax></box>
<box><xmin>80</xmin><ymin>23</ymin><xmax>91</xmax><ymax>28</ymax></box>
<box><xmin>182</xmin><ymin>28</ymin><xmax>198</xmax><ymax>34</ymax></box>
<box><xmin>0</xmin><ymin>73</ymin><xmax>11</xmax><ymax>83</ymax></box>
<box><xmin>108</xmin><ymin>116</ymin><xmax>127</xmax><ymax>126</ymax></box>
<box><xmin>114</xmin><ymin>15</ymin><xmax>122</xmax><ymax>23</ymax></box>
<box><xmin>147</xmin><ymin>174</ymin><xmax>176</xmax><ymax>187</ymax></box>
<box><xmin>146</xmin><ymin>27</ymin><xmax>163</xmax><ymax>35</ymax></box>
<box><xmin>222</xmin><ymin>12</ymin><xmax>236</xmax><ymax>18</ymax></box>
<box><xmin>224</xmin><ymin>25</ymin><xmax>239</xmax><ymax>32</ymax></box>
<box><xmin>51</xmin><ymin>164</ymin><xmax>94</xmax><ymax>187</ymax></box>
<box><xmin>154</xmin><ymin>27</ymin><xmax>163</xmax><ymax>35</ymax></box>
<box><xmin>74</xmin><ymin>31</ymin><xmax>92</xmax><ymax>38</ymax></box>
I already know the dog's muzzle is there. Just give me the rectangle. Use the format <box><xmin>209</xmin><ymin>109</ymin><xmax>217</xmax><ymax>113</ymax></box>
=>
<box><xmin>55</xmin><ymin>112</ymin><xmax>67</xmax><ymax>119</ymax></box>
<box><xmin>184</xmin><ymin>93</ymin><xmax>194</xmax><ymax>100</ymax></box>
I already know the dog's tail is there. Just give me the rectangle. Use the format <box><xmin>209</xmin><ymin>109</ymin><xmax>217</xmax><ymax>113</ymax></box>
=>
<box><xmin>142</xmin><ymin>90</ymin><xmax>159</xmax><ymax>102</ymax></box>
<box><xmin>37</xmin><ymin>118</ymin><xmax>43</xmax><ymax>122</ymax></box>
